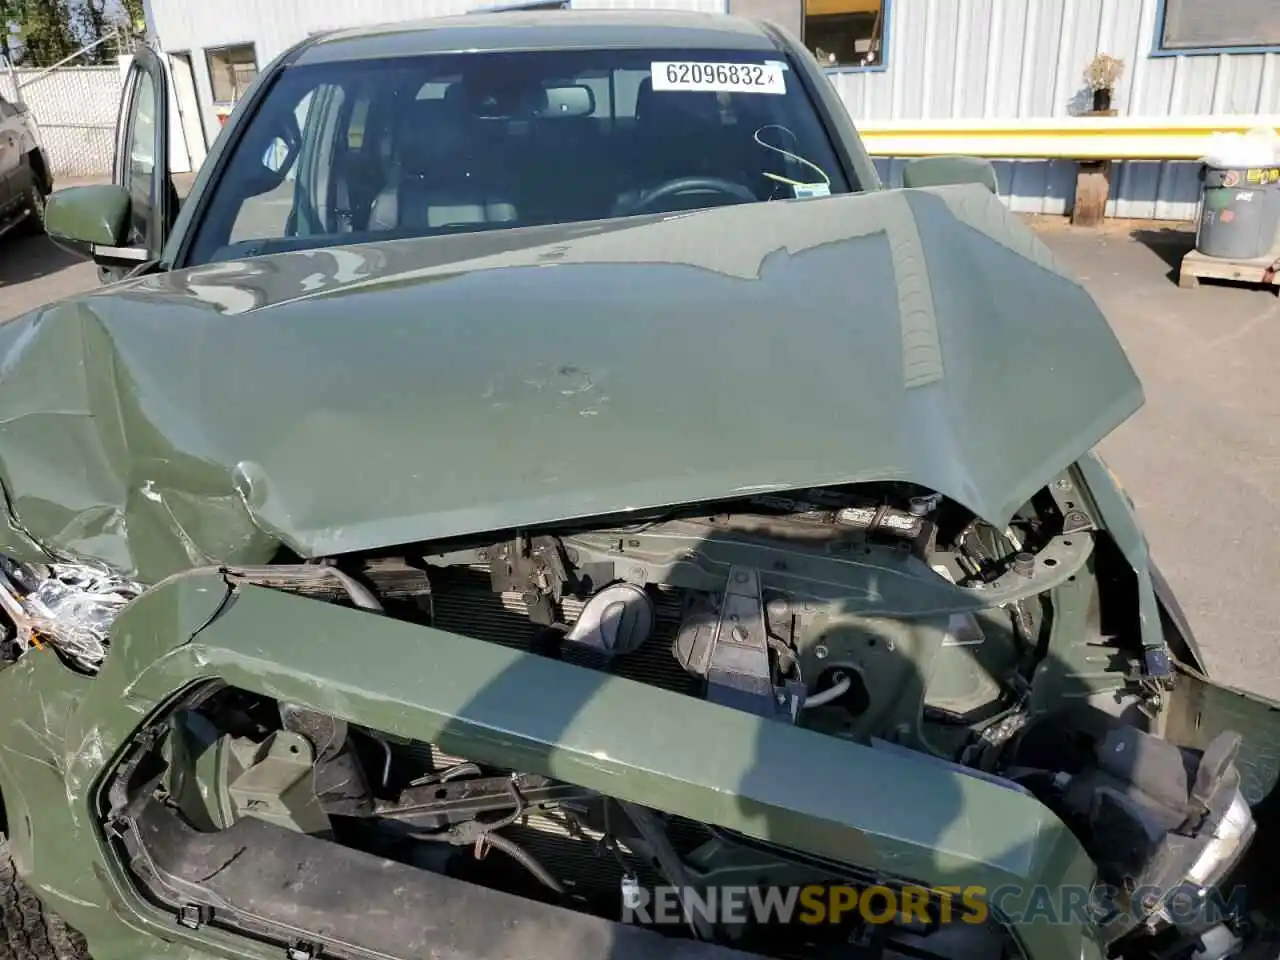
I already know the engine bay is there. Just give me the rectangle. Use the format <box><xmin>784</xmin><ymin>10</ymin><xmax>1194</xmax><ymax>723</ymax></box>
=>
<box><xmin>2</xmin><ymin>476</ymin><xmax>1262</xmax><ymax>960</ymax></box>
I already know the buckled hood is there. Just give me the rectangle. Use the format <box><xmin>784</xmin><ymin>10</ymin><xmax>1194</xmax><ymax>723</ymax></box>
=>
<box><xmin>0</xmin><ymin>184</ymin><xmax>1142</xmax><ymax>582</ymax></box>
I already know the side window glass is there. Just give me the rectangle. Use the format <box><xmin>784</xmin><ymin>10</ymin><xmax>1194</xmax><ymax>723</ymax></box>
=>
<box><xmin>121</xmin><ymin>70</ymin><xmax>159</xmax><ymax>249</ymax></box>
<box><xmin>228</xmin><ymin>89</ymin><xmax>319</xmax><ymax>245</ymax></box>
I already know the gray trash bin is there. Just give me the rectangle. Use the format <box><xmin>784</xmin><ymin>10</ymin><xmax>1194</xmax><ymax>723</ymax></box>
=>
<box><xmin>1195</xmin><ymin>164</ymin><xmax>1280</xmax><ymax>260</ymax></box>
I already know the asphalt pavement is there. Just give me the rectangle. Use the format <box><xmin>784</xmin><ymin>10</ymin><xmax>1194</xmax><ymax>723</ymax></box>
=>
<box><xmin>1043</xmin><ymin>219</ymin><xmax>1280</xmax><ymax>700</ymax></box>
<box><xmin>1</xmin><ymin>208</ymin><xmax>1278</xmax><ymax>699</ymax></box>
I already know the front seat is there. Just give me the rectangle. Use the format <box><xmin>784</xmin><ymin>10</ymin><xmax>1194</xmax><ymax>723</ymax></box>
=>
<box><xmin>369</xmin><ymin>85</ymin><xmax>518</xmax><ymax>232</ymax></box>
<box><xmin>613</xmin><ymin>79</ymin><xmax>746</xmax><ymax>216</ymax></box>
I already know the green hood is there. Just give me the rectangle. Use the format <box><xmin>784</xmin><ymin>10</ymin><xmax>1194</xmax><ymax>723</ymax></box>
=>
<box><xmin>0</xmin><ymin>185</ymin><xmax>1142</xmax><ymax>582</ymax></box>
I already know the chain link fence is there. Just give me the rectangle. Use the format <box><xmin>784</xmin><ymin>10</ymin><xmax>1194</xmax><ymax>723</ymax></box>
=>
<box><xmin>0</xmin><ymin>32</ymin><xmax>131</xmax><ymax>179</ymax></box>
<box><xmin>0</xmin><ymin>66</ymin><xmax>123</xmax><ymax>177</ymax></box>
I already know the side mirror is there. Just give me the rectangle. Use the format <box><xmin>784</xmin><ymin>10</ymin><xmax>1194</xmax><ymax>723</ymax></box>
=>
<box><xmin>902</xmin><ymin>156</ymin><xmax>1000</xmax><ymax>194</ymax></box>
<box><xmin>45</xmin><ymin>184</ymin><xmax>131</xmax><ymax>250</ymax></box>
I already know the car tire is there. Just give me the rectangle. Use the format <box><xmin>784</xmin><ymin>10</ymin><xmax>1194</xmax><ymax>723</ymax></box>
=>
<box><xmin>0</xmin><ymin>840</ymin><xmax>90</xmax><ymax>960</ymax></box>
<box><xmin>19</xmin><ymin>184</ymin><xmax>46</xmax><ymax>237</ymax></box>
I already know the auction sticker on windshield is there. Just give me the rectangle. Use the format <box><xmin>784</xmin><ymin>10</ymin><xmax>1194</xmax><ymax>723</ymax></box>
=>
<box><xmin>650</xmin><ymin>61</ymin><xmax>787</xmax><ymax>95</ymax></box>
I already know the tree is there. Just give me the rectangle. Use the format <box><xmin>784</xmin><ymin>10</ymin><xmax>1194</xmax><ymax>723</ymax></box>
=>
<box><xmin>116</xmin><ymin>0</ymin><xmax>141</xmax><ymax>31</ymax></box>
<box><xmin>72</xmin><ymin>0</ymin><xmax>107</xmax><ymax>60</ymax></box>
<box><xmin>0</xmin><ymin>2</ymin><xmax>19</xmax><ymax>65</ymax></box>
<box><xmin>11</xmin><ymin>0</ymin><xmax>78</xmax><ymax>66</ymax></box>
<box><xmin>0</xmin><ymin>0</ymin><xmax>139</xmax><ymax>68</ymax></box>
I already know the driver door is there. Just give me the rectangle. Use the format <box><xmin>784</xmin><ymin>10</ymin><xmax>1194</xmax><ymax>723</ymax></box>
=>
<box><xmin>99</xmin><ymin>45</ymin><xmax>172</xmax><ymax>283</ymax></box>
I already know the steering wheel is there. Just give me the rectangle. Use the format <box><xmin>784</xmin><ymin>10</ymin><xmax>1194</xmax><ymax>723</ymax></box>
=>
<box><xmin>625</xmin><ymin>176</ymin><xmax>758</xmax><ymax>216</ymax></box>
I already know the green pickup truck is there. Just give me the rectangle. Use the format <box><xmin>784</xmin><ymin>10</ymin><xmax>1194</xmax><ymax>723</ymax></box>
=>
<box><xmin>1</xmin><ymin>10</ymin><xmax>1277</xmax><ymax>960</ymax></box>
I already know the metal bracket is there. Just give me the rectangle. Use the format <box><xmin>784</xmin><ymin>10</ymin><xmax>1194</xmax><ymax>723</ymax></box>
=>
<box><xmin>704</xmin><ymin>567</ymin><xmax>783</xmax><ymax>718</ymax></box>
<box><xmin>486</xmin><ymin>535</ymin><xmax>588</xmax><ymax>625</ymax></box>
<box><xmin>1048</xmin><ymin>472</ymin><xmax>1098</xmax><ymax>535</ymax></box>
<box><xmin>616</xmin><ymin>800</ymin><xmax>714</xmax><ymax>942</ymax></box>
<box><xmin>963</xmin><ymin>533</ymin><xmax>1093</xmax><ymax>605</ymax></box>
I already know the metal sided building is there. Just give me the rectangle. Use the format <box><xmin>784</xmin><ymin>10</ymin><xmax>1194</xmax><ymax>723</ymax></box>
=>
<box><xmin>145</xmin><ymin>0</ymin><xmax>1280</xmax><ymax>220</ymax></box>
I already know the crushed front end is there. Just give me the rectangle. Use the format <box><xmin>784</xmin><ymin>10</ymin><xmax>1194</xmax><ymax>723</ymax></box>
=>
<box><xmin>0</xmin><ymin>467</ymin><xmax>1274</xmax><ymax>960</ymax></box>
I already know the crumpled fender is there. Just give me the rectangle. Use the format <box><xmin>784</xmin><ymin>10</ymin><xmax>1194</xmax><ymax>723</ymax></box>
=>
<box><xmin>0</xmin><ymin>574</ymin><xmax>227</xmax><ymax>960</ymax></box>
<box><xmin>1074</xmin><ymin>453</ymin><xmax>1206</xmax><ymax>673</ymax></box>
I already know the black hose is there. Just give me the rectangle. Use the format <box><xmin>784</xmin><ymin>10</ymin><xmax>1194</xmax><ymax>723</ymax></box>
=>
<box><xmin>480</xmin><ymin>832</ymin><xmax>565</xmax><ymax>896</ymax></box>
<box><xmin>404</xmin><ymin>777</ymin><xmax>563</xmax><ymax>895</ymax></box>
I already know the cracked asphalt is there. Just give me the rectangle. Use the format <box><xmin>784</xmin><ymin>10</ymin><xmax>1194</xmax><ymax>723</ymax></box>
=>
<box><xmin>2</xmin><ymin>205</ymin><xmax>1278</xmax><ymax>698</ymax></box>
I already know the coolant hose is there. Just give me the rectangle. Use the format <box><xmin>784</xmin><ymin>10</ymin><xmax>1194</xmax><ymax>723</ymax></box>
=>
<box><xmin>480</xmin><ymin>833</ymin><xmax>565</xmax><ymax>896</ymax></box>
<box><xmin>320</xmin><ymin>566</ymin><xmax>383</xmax><ymax>611</ymax></box>
<box><xmin>802</xmin><ymin>672</ymin><xmax>851</xmax><ymax>709</ymax></box>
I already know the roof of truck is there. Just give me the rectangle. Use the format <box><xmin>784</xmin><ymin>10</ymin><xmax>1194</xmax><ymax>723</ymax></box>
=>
<box><xmin>296</xmin><ymin>10</ymin><xmax>781</xmax><ymax>64</ymax></box>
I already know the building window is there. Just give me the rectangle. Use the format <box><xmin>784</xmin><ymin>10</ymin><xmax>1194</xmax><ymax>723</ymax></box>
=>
<box><xmin>206</xmin><ymin>44</ymin><xmax>259</xmax><ymax>105</ymax></box>
<box><xmin>1155</xmin><ymin>0</ymin><xmax>1280</xmax><ymax>54</ymax></box>
<box><xmin>805</xmin><ymin>0</ymin><xmax>886</xmax><ymax>69</ymax></box>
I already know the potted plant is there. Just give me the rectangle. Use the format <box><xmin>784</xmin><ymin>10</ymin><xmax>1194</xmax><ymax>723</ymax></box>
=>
<box><xmin>1084</xmin><ymin>54</ymin><xmax>1124</xmax><ymax>112</ymax></box>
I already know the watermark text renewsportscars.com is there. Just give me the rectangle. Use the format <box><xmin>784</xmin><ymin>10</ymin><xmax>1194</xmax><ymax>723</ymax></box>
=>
<box><xmin>620</xmin><ymin>882</ymin><xmax>1249</xmax><ymax>928</ymax></box>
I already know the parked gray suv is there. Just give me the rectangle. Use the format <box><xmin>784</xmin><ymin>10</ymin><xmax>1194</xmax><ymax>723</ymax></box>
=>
<box><xmin>0</xmin><ymin>93</ymin><xmax>53</xmax><ymax>239</ymax></box>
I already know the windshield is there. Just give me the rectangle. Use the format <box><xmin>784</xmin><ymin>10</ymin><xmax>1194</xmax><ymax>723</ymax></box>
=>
<box><xmin>186</xmin><ymin>47</ymin><xmax>854</xmax><ymax>265</ymax></box>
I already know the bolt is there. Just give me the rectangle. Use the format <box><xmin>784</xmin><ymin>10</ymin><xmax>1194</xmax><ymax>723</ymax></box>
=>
<box><xmin>1063</xmin><ymin>510</ymin><xmax>1090</xmax><ymax>530</ymax></box>
<box><xmin>1012</xmin><ymin>553</ymin><xmax>1036</xmax><ymax>578</ymax></box>
<box><xmin>815</xmin><ymin>644</ymin><xmax>829</xmax><ymax>660</ymax></box>
<box><xmin>477</xmin><ymin>549</ymin><xmax>488</xmax><ymax>561</ymax></box>
<box><xmin>732</xmin><ymin>625</ymin><xmax>749</xmax><ymax>642</ymax></box>
<box><xmin>734</xmin><ymin>571</ymin><xmax>749</xmax><ymax>583</ymax></box>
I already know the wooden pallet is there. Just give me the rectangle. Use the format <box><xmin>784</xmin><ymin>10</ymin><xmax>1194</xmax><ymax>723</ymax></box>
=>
<box><xmin>1179</xmin><ymin>244</ymin><xmax>1280</xmax><ymax>291</ymax></box>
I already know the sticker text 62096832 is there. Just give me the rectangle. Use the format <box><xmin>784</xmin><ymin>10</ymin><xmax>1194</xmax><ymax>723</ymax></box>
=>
<box><xmin>650</xmin><ymin>61</ymin><xmax>787</xmax><ymax>95</ymax></box>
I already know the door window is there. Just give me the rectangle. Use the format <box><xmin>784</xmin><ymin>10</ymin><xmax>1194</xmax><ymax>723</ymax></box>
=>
<box><xmin>121</xmin><ymin>67</ymin><xmax>159</xmax><ymax>249</ymax></box>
